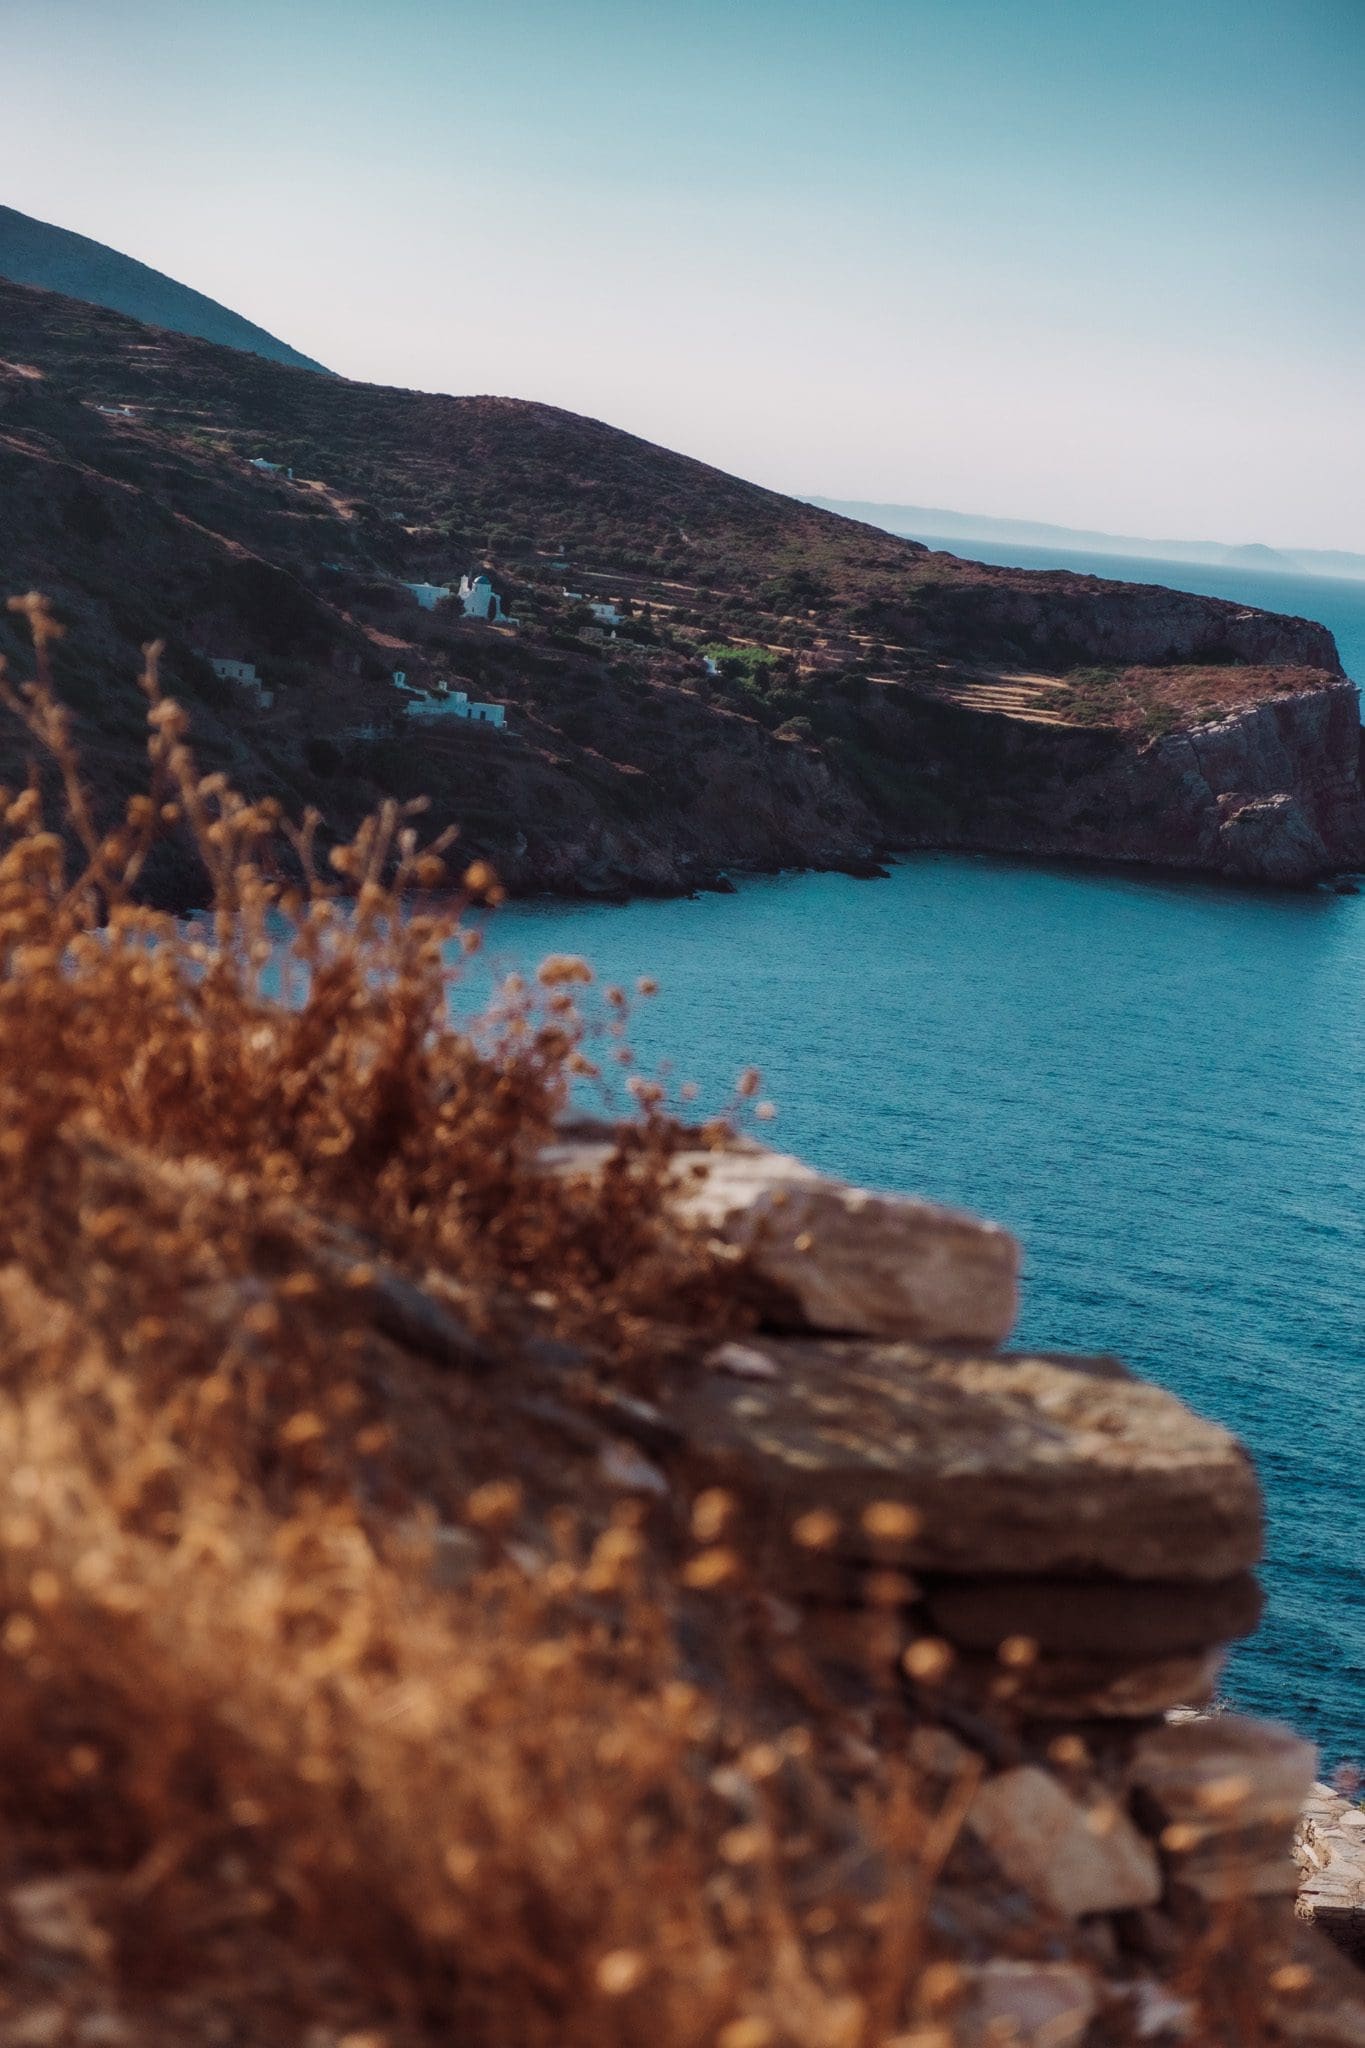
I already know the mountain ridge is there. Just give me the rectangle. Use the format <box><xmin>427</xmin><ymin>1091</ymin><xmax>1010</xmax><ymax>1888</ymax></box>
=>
<box><xmin>810</xmin><ymin>498</ymin><xmax>1365</xmax><ymax>584</ymax></box>
<box><xmin>0</xmin><ymin>204</ymin><xmax>329</xmax><ymax>374</ymax></box>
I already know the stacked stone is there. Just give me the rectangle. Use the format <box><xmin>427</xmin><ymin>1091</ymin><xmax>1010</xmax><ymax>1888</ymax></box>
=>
<box><xmin>545</xmin><ymin>1131</ymin><xmax>1365</xmax><ymax>2034</ymax></box>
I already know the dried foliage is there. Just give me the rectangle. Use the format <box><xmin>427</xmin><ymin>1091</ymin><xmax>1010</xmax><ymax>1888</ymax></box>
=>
<box><xmin>0</xmin><ymin>601</ymin><xmax>1318</xmax><ymax>2046</ymax></box>
<box><xmin>0</xmin><ymin>599</ymin><xmax>945</xmax><ymax>2047</ymax></box>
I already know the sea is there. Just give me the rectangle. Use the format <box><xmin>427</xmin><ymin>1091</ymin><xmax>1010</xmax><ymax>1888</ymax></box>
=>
<box><xmin>464</xmin><ymin>541</ymin><xmax>1365</xmax><ymax>1767</ymax></box>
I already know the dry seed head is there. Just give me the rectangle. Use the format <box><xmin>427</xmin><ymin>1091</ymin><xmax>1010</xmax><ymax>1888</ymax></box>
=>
<box><xmin>996</xmin><ymin>1633</ymin><xmax>1038</xmax><ymax>1669</ymax></box>
<box><xmin>902</xmin><ymin>1638</ymin><xmax>954</xmax><ymax>1685</ymax></box>
<box><xmin>682</xmin><ymin>1548</ymin><xmax>739</xmax><ymax>1591</ymax></box>
<box><xmin>791</xmin><ymin>1508</ymin><xmax>840</xmax><ymax>1550</ymax></box>
<box><xmin>719</xmin><ymin>1824</ymin><xmax>766</xmax><ymax>1866</ymax></box>
<box><xmin>595</xmin><ymin>1949</ymin><xmax>647</xmax><ymax>1996</ymax></box>
<box><xmin>918</xmin><ymin>1961</ymin><xmax>963</xmax><ymax>2012</ymax></box>
<box><xmin>279</xmin><ymin>1413</ymin><xmax>326</xmax><ymax>1447</ymax></box>
<box><xmin>2</xmin><ymin>1614</ymin><xmax>38</xmax><ymax>1655</ymax></box>
<box><xmin>690</xmin><ymin>1488</ymin><xmax>735</xmax><ymax>1543</ymax></box>
<box><xmin>860</xmin><ymin>1500</ymin><xmax>921</xmax><ymax>1545</ymax></box>
<box><xmin>464</xmin><ymin>1481</ymin><xmax>523</xmax><ymax>1530</ymax></box>
<box><xmin>717</xmin><ymin>2022</ymin><xmax>775</xmax><ymax>2048</ymax></box>
<box><xmin>1160</xmin><ymin>1821</ymin><xmax>1207</xmax><ymax>1854</ymax></box>
<box><xmin>740</xmin><ymin>1742</ymin><xmax>782</xmax><ymax>1780</ymax></box>
<box><xmin>537</xmin><ymin>954</ymin><xmax>593</xmax><ymax>987</ymax></box>
<box><xmin>1048</xmin><ymin>1734</ymin><xmax>1089</xmax><ymax>1769</ymax></box>
<box><xmin>1269</xmin><ymin>1964</ymin><xmax>1314</xmax><ymax>1996</ymax></box>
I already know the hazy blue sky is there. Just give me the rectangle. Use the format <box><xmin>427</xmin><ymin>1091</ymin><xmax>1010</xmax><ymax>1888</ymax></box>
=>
<box><xmin>7</xmin><ymin>0</ymin><xmax>1364</xmax><ymax>547</ymax></box>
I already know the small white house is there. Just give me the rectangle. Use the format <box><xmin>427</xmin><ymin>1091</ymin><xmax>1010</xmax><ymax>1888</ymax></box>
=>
<box><xmin>403</xmin><ymin>581</ymin><xmax>451</xmax><ymax>611</ymax></box>
<box><xmin>458</xmin><ymin>574</ymin><xmax>505</xmax><ymax>623</ymax></box>
<box><xmin>201</xmin><ymin>656</ymin><xmax>274</xmax><ymax>709</ymax></box>
<box><xmin>589</xmin><ymin>601</ymin><xmax>622</xmax><ymax>627</ymax></box>
<box><xmin>402</xmin><ymin>683</ymin><xmax>506</xmax><ymax>730</ymax></box>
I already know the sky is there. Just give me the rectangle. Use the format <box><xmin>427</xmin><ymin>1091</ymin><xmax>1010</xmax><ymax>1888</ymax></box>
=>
<box><xmin>6</xmin><ymin>0</ymin><xmax>1365</xmax><ymax>549</ymax></box>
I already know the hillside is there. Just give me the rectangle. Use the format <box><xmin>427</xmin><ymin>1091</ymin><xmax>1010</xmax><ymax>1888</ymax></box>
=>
<box><xmin>0</xmin><ymin>273</ymin><xmax>1361</xmax><ymax>900</ymax></box>
<box><xmin>0</xmin><ymin>206</ymin><xmax>328</xmax><ymax>373</ymax></box>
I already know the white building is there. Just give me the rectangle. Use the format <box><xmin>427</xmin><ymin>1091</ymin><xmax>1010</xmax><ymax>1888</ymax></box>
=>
<box><xmin>395</xmin><ymin>676</ymin><xmax>507</xmax><ymax>730</ymax></box>
<box><xmin>403</xmin><ymin>581</ymin><xmax>451</xmax><ymax>611</ymax></box>
<box><xmin>201</xmin><ymin>656</ymin><xmax>275</xmax><ymax>709</ymax></box>
<box><xmin>589</xmin><ymin>601</ymin><xmax>622</xmax><ymax>626</ymax></box>
<box><xmin>458</xmin><ymin>573</ymin><xmax>506</xmax><ymax>623</ymax></box>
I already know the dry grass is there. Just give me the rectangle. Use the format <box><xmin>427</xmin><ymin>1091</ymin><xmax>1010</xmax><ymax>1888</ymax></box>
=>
<box><xmin>0</xmin><ymin>598</ymin><xmax>958</xmax><ymax>2047</ymax></box>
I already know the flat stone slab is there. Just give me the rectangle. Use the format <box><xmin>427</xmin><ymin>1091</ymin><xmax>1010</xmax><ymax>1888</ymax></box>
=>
<box><xmin>966</xmin><ymin>1766</ymin><xmax>1161</xmax><ymax>1918</ymax></box>
<box><xmin>1132</xmin><ymin>1717</ymin><xmax>1316</xmax><ymax>1833</ymax></box>
<box><xmin>540</xmin><ymin>1133</ymin><xmax>1020</xmax><ymax>1345</ymax></box>
<box><xmin>923</xmin><ymin>1571</ymin><xmax>1262</xmax><ymax>1658</ymax></box>
<box><xmin>668</xmin><ymin>1337</ymin><xmax>1263</xmax><ymax>1581</ymax></box>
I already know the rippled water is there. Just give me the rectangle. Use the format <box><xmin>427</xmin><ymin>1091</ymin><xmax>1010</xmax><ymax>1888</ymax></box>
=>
<box><xmin>475</xmin><ymin>859</ymin><xmax>1365</xmax><ymax>1764</ymax></box>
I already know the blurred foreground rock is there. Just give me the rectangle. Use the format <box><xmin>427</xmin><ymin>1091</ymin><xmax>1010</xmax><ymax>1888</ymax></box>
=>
<box><xmin>11</xmin><ymin>1118</ymin><xmax>1362</xmax><ymax>2044</ymax></box>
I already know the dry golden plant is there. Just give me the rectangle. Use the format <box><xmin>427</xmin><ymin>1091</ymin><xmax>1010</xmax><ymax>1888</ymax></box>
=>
<box><xmin>0</xmin><ymin>599</ymin><xmax>952</xmax><ymax>2046</ymax></box>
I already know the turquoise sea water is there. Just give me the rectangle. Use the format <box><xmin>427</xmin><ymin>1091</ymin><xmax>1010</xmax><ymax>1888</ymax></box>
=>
<box><xmin>468</xmin><ymin>546</ymin><xmax>1365</xmax><ymax>1765</ymax></box>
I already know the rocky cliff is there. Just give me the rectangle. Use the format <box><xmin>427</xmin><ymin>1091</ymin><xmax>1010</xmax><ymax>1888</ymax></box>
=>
<box><xmin>871</xmin><ymin>674</ymin><xmax>1365</xmax><ymax>886</ymax></box>
<box><xmin>0</xmin><ymin>274</ymin><xmax>1360</xmax><ymax>898</ymax></box>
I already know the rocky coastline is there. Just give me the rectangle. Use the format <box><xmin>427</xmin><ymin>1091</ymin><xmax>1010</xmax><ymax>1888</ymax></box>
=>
<box><xmin>527</xmin><ymin>1127</ymin><xmax>1365</xmax><ymax>2039</ymax></box>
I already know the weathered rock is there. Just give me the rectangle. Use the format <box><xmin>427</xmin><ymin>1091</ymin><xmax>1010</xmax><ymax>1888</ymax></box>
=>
<box><xmin>923</xmin><ymin>1571</ymin><xmax>1262</xmax><ymax>1658</ymax></box>
<box><xmin>1297</xmin><ymin>1784</ymin><xmax>1365</xmax><ymax>1965</ymax></box>
<box><xmin>540</xmin><ymin>1133</ymin><xmax>1020</xmax><ymax>1345</ymax></box>
<box><xmin>908</xmin><ymin>1724</ymin><xmax>977</xmax><ymax>1782</ymax></box>
<box><xmin>966</xmin><ymin>1766</ymin><xmax>1162</xmax><ymax>1918</ymax></box>
<box><xmin>1276</xmin><ymin>1923</ymin><xmax>1365</xmax><ymax>2046</ymax></box>
<box><xmin>961</xmin><ymin>1648</ymin><xmax>1224</xmax><ymax>1721</ymax></box>
<box><xmin>666</xmin><ymin>1337</ymin><xmax>1262</xmax><ymax>1581</ymax></box>
<box><xmin>1130</xmin><ymin>1717</ymin><xmax>1317</xmax><ymax>1901</ymax></box>
<box><xmin>1132</xmin><ymin>1717</ymin><xmax>1316</xmax><ymax>1834</ymax></box>
<box><xmin>954</xmin><ymin>1960</ymin><xmax>1097</xmax><ymax>2047</ymax></box>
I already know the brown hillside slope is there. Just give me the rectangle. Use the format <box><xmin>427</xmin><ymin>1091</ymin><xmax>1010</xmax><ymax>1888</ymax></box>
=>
<box><xmin>0</xmin><ymin>275</ymin><xmax>1360</xmax><ymax>896</ymax></box>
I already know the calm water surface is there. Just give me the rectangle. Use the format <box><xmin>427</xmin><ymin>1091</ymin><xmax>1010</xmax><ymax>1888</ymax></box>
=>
<box><xmin>474</xmin><ymin>860</ymin><xmax>1365</xmax><ymax>1763</ymax></box>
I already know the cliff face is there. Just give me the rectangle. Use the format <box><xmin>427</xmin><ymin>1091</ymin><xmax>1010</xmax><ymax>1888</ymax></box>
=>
<box><xmin>910</xmin><ymin>562</ymin><xmax>1345</xmax><ymax>674</ymax></box>
<box><xmin>869</xmin><ymin>676</ymin><xmax>1365</xmax><ymax>886</ymax></box>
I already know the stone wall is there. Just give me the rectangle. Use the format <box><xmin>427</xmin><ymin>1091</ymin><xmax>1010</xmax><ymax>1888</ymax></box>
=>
<box><xmin>548</xmin><ymin>1127</ymin><xmax>1365</xmax><ymax>2043</ymax></box>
